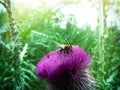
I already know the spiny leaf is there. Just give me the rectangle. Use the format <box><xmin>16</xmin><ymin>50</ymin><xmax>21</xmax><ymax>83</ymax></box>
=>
<box><xmin>22</xmin><ymin>68</ymin><xmax>36</xmax><ymax>79</ymax></box>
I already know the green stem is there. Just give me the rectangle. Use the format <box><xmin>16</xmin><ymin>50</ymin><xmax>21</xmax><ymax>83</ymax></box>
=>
<box><xmin>0</xmin><ymin>0</ymin><xmax>20</xmax><ymax>89</ymax></box>
<box><xmin>99</xmin><ymin>0</ymin><xmax>105</xmax><ymax>85</ymax></box>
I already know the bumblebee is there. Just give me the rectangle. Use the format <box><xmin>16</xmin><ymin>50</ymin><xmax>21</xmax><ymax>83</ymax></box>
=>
<box><xmin>58</xmin><ymin>44</ymin><xmax>72</xmax><ymax>53</ymax></box>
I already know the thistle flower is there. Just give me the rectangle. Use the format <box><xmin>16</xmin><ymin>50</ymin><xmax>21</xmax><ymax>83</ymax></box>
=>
<box><xmin>36</xmin><ymin>45</ymin><xmax>96</xmax><ymax>90</ymax></box>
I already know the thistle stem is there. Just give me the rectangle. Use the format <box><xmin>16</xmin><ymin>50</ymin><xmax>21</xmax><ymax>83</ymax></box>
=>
<box><xmin>98</xmin><ymin>0</ymin><xmax>105</xmax><ymax>84</ymax></box>
<box><xmin>0</xmin><ymin>0</ymin><xmax>20</xmax><ymax>89</ymax></box>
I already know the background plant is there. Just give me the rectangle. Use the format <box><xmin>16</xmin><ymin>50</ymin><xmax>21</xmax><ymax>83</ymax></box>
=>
<box><xmin>0</xmin><ymin>0</ymin><xmax>120</xmax><ymax>90</ymax></box>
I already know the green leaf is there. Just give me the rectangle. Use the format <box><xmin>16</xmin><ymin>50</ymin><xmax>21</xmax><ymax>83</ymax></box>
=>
<box><xmin>0</xmin><ymin>23</ymin><xmax>8</xmax><ymax>33</ymax></box>
<box><xmin>22</xmin><ymin>68</ymin><xmax>36</xmax><ymax>79</ymax></box>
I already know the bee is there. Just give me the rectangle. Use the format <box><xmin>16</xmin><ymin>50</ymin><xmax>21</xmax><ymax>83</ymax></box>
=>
<box><xmin>58</xmin><ymin>39</ymin><xmax>72</xmax><ymax>54</ymax></box>
<box><xmin>58</xmin><ymin>44</ymin><xmax>72</xmax><ymax>54</ymax></box>
<box><xmin>58</xmin><ymin>44</ymin><xmax>72</xmax><ymax>51</ymax></box>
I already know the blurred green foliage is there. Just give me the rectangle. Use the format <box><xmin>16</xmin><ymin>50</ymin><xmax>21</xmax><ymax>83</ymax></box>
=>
<box><xmin>0</xmin><ymin>0</ymin><xmax>120</xmax><ymax>90</ymax></box>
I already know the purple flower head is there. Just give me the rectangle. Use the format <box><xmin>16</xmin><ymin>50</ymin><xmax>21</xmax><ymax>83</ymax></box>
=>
<box><xmin>36</xmin><ymin>45</ymin><xmax>91</xmax><ymax>83</ymax></box>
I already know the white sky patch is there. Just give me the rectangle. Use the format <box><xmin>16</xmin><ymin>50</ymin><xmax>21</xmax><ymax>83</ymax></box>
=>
<box><xmin>107</xmin><ymin>9</ymin><xmax>120</xmax><ymax>27</ymax></box>
<box><xmin>14</xmin><ymin>0</ymin><xmax>98</xmax><ymax>30</ymax></box>
<box><xmin>60</xmin><ymin>2</ymin><xmax>98</xmax><ymax>29</ymax></box>
<box><xmin>45</xmin><ymin>0</ymin><xmax>60</xmax><ymax>6</ymax></box>
<box><xmin>14</xmin><ymin>0</ymin><xmax>41</xmax><ymax>10</ymax></box>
